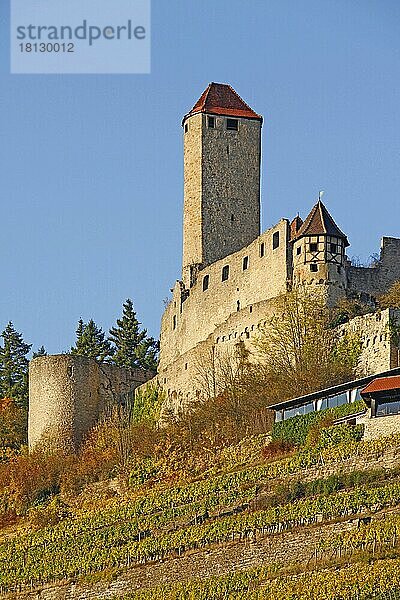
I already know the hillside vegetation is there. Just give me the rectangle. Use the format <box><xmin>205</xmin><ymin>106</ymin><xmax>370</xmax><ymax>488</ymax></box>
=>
<box><xmin>1</xmin><ymin>390</ymin><xmax>400</xmax><ymax>598</ymax></box>
<box><xmin>2</xmin><ymin>286</ymin><xmax>400</xmax><ymax>598</ymax></box>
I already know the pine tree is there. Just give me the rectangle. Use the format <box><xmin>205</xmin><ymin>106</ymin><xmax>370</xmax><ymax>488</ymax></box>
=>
<box><xmin>32</xmin><ymin>345</ymin><xmax>47</xmax><ymax>359</ymax></box>
<box><xmin>71</xmin><ymin>318</ymin><xmax>114</xmax><ymax>362</ymax></box>
<box><xmin>0</xmin><ymin>322</ymin><xmax>32</xmax><ymax>407</ymax></box>
<box><xmin>109</xmin><ymin>299</ymin><xmax>159</xmax><ymax>372</ymax></box>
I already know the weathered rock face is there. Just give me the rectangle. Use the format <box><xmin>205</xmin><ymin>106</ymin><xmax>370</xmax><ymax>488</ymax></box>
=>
<box><xmin>28</xmin><ymin>355</ymin><xmax>152</xmax><ymax>453</ymax></box>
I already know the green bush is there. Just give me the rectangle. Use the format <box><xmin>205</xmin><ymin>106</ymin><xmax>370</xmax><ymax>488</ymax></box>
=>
<box><xmin>271</xmin><ymin>399</ymin><xmax>366</xmax><ymax>446</ymax></box>
<box><xmin>317</xmin><ymin>423</ymin><xmax>364</xmax><ymax>448</ymax></box>
<box><xmin>129</xmin><ymin>457</ymin><xmax>159</xmax><ymax>489</ymax></box>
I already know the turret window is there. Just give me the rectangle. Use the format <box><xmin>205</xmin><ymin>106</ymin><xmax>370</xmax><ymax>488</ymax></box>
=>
<box><xmin>208</xmin><ymin>116</ymin><xmax>215</xmax><ymax>128</ymax></box>
<box><xmin>309</xmin><ymin>243</ymin><xmax>318</xmax><ymax>252</ymax></box>
<box><xmin>184</xmin><ymin>123</ymin><xmax>188</xmax><ymax>133</ymax></box>
<box><xmin>310</xmin><ymin>263</ymin><xmax>318</xmax><ymax>272</ymax></box>
<box><xmin>296</xmin><ymin>246</ymin><xmax>301</xmax><ymax>255</ymax></box>
<box><xmin>222</xmin><ymin>265</ymin><xmax>230</xmax><ymax>281</ymax></box>
<box><xmin>243</xmin><ymin>256</ymin><xmax>249</xmax><ymax>270</ymax></box>
<box><xmin>226</xmin><ymin>118</ymin><xmax>238</xmax><ymax>131</ymax></box>
<box><xmin>330</xmin><ymin>243</ymin><xmax>337</xmax><ymax>253</ymax></box>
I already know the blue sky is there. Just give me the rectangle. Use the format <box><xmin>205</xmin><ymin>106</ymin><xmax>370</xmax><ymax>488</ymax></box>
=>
<box><xmin>0</xmin><ymin>0</ymin><xmax>399</xmax><ymax>354</ymax></box>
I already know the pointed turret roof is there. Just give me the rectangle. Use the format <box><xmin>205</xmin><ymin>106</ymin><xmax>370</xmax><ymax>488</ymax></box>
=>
<box><xmin>290</xmin><ymin>215</ymin><xmax>303</xmax><ymax>239</ymax></box>
<box><xmin>293</xmin><ymin>201</ymin><xmax>349</xmax><ymax>247</ymax></box>
<box><xmin>183</xmin><ymin>83</ymin><xmax>262</xmax><ymax>124</ymax></box>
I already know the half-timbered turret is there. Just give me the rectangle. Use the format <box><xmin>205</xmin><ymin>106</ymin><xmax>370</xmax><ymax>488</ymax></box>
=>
<box><xmin>291</xmin><ymin>200</ymin><xmax>349</xmax><ymax>304</ymax></box>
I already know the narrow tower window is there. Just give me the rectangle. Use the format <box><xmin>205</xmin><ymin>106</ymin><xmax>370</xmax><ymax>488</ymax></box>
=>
<box><xmin>296</xmin><ymin>246</ymin><xmax>301</xmax><ymax>255</ymax></box>
<box><xmin>273</xmin><ymin>231</ymin><xmax>280</xmax><ymax>250</ymax></box>
<box><xmin>208</xmin><ymin>116</ymin><xmax>215</xmax><ymax>128</ymax></box>
<box><xmin>184</xmin><ymin>123</ymin><xmax>188</xmax><ymax>133</ymax></box>
<box><xmin>222</xmin><ymin>265</ymin><xmax>230</xmax><ymax>281</ymax></box>
<box><xmin>260</xmin><ymin>242</ymin><xmax>265</xmax><ymax>257</ymax></box>
<box><xmin>226</xmin><ymin>118</ymin><xmax>238</xmax><ymax>131</ymax></box>
<box><xmin>202</xmin><ymin>274</ymin><xmax>210</xmax><ymax>291</ymax></box>
<box><xmin>310</xmin><ymin>263</ymin><xmax>318</xmax><ymax>272</ymax></box>
<box><xmin>243</xmin><ymin>256</ymin><xmax>249</xmax><ymax>270</ymax></box>
<box><xmin>173</xmin><ymin>315</ymin><xmax>177</xmax><ymax>329</ymax></box>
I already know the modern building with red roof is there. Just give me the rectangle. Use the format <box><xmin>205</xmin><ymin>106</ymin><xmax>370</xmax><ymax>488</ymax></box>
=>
<box><xmin>361</xmin><ymin>375</ymin><xmax>400</xmax><ymax>418</ymax></box>
<box><xmin>268</xmin><ymin>368</ymin><xmax>400</xmax><ymax>442</ymax></box>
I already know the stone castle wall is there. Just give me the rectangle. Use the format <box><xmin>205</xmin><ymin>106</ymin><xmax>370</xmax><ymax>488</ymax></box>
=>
<box><xmin>347</xmin><ymin>237</ymin><xmax>400</xmax><ymax>300</ymax></box>
<box><xmin>160</xmin><ymin>218</ymin><xmax>291</xmax><ymax>372</ymax></box>
<box><xmin>28</xmin><ymin>355</ymin><xmax>151</xmax><ymax>452</ymax></box>
<box><xmin>339</xmin><ymin>308</ymin><xmax>400</xmax><ymax>378</ymax></box>
<box><xmin>156</xmin><ymin>302</ymin><xmax>400</xmax><ymax>414</ymax></box>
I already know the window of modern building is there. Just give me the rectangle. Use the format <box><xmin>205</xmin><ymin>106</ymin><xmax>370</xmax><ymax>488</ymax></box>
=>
<box><xmin>283</xmin><ymin>402</ymin><xmax>314</xmax><ymax>420</ymax></box>
<box><xmin>376</xmin><ymin>400</ymin><xmax>400</xmax><ymax>417</ymax></box>
<box><xmin>202</xmin><ymin>274</ymin><xmax>210</xmax><ymax>291</ymax></box>
<box><xmin>310</xmin><ymin>263</ymin><xmax>318</xmax><ymax>272</ymax></box>
<box><xmin>208</xmin><ymin>116</ymin><xmax>215</xmax><ymax>128</ymax></box>
<box><xmin>222</xmin><ymin>265</ymin><xmax>230</xmax><ymax>281</ymax></box>
<box><xmin>226</xmin><ymin>118</ymin><xmax>238</xmax><ymax>131</ymax></box>
<box><xmin>273</xmin><ymin>231</ymin><xmax>280</xmax><ymax>249</ymax></box>
<box><xmin>310</xmin><ymin>242</ymin><xmax>318</xmax><ymax>252</ymax></box>
<box><xmin>260</xmin><ymin>242</ymin><xmax>265</xmax><ymax>257</ymax></box>
<box><xmin>243</xmin><ymin>256</ymin><xmax>249</xmax><ymax>270</ymax></box>
<box><xmin>327</xmin><ymin>393</ymin><xmax>348</xmax><ymax>409</ymax></box>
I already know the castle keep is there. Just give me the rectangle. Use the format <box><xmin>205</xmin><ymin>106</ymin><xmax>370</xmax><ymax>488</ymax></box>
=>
<box><xmin>157</xmin><ymin>83</ymin><xmax>400</xmax><ymax>408</ymax></box>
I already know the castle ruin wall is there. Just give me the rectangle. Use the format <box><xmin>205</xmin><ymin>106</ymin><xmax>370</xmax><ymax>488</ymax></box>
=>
<box><xmin>29</xmin><ymin>355</ymin><xmax>151</xmax><ymax>452</ymax></box>
<box><xmin>347</xmin><ymin>237</ymin><xmax>400</xmax><ymax>300</ymax></box>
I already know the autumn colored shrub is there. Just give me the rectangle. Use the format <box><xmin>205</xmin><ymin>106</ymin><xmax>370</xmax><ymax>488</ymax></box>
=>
<box><xmin>0</xmin><ymin>398</ymin><xmax>27</xmax><ymax>454</ymax></box>
<box><xmin>0</xmin><ymin>450</ymin><xmax>66</xmax><ymax>514</ymax></box>
<box><xmin>261</xmin><ymin>439</ymin><xmax>296</xmax><ymax>461</ymax></box>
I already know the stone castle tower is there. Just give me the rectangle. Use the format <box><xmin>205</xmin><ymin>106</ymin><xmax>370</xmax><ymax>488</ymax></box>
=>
<box><xmin>155</xmin><ymin>82</ymin><xmax>400</xmax><ymax>409</ymax></box>
<box><xmin>182</xmin><ymin>83</ymin><xmax>263</xmax><ymax>287</ymax></box>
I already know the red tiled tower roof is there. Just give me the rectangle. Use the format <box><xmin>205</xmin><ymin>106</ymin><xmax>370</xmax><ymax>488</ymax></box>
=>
<box><xmin>293</xmin><ymin>200</ymin><xmax>349</xmax><ymax>247</ymax></box>
<box><xmin>183</xmin><ymin>83</ymin><xmax>262</xmax><ymax>124</ymax></box>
